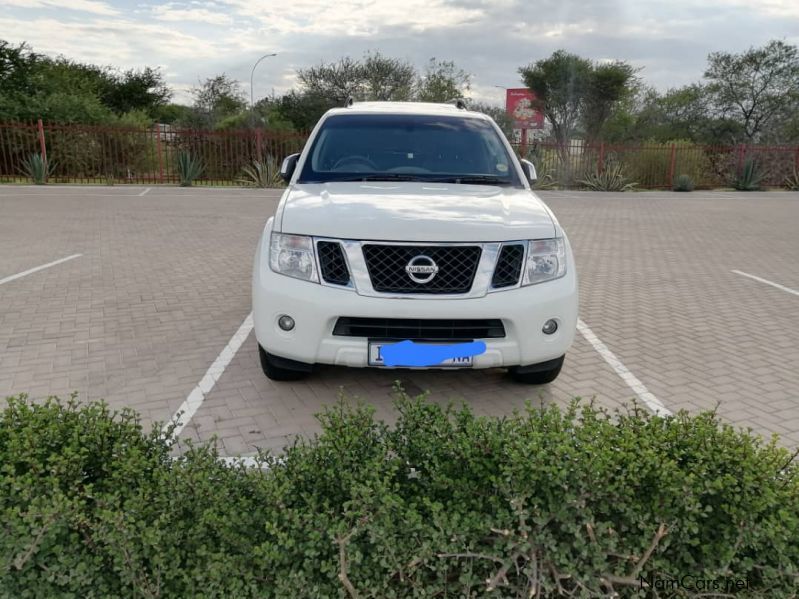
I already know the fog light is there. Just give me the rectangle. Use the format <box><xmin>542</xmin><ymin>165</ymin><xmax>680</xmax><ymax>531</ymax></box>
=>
<box><xmin>542</xmin><ymin>319</ymin><xmax>558</xmax><ymax>335</ymax></box>
<box><xmin>278</xmin><ymin>315</ymin><xmax>295</xmax><ymax>331</ymax></box>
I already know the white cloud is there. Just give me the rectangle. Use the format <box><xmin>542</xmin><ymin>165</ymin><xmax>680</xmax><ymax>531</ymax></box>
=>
<box><xmin>2</xmin><ymin>0</ymin><xmax>118</xmax><ymax>16</ymax></box>
<box><xmin>217</xmin><ymin>0</ymin><xmax>485</xmax><ymax>35</ymax></box>
<box><xmin>150</xmin><ymin>2</ymin><xmax>233</xmax><ymax>25</ymax></box>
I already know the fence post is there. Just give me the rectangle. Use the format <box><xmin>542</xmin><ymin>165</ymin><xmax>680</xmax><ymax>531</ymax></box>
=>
<box><xmin>155</xmin><ymin>125</ymin><xmax>164</xmax><ymax>184</ymax></box>
<box><xmin>255</xmin><ymin>128</ymin><xmax>263</xmax><ymax>163</ymax></box>
<box><xmin>598</xmin><ymin>141</ymin><xmax>605</xmax><ymax>173</ymax></box>
<box><xmin>795</xmin><ymin>145</ymin><xmax>799</xmax><ymax>172</ymax></box>
<box><xmin>668</xmin><ymin>143</ymin><xmax>676</xmax><ymax>187</ymax></box>
<box><xmin>36</xmin><ymin>119</ymin><xmax>47</xmax><ymax>165</ymax></box>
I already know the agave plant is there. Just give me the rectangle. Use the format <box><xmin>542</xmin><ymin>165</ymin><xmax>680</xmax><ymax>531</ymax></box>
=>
<box><xmin>237</xmin><ymin>156</ymin><xmax>283</xmax><ymax>188</ymax></box>
<box><xmin>177</xmin><ymin>151</ymin><xmax>204</xmax><ymax>187</ymax></box>
<box><xmin>19</xmin><ymin>153</ymin><xmax>56</xmax><ymax>185</ymax></box>
<box><xmin>673</xmin><ymin>173</ymin><xmax>695</xmax><ymax>192</ymax></box>
<box><xmin>731</xmin><ymin>158</ymin><xmax>763</xmax><ymax>191</ymax></box>
<box><xmin>579</xmin><ymin>160</ymin><xmax>637</xmax><ymax>192</ymax></box>
<box><xmin>783</xmin><ymin>169</ymin><xmax>799</xmax><ymax>191</ymax></box>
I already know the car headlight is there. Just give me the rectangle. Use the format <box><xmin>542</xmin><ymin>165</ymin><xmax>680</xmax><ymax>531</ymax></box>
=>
<box><xmin>522</xmin><ymin>238</ymin><xmax>566</xmax><ymax>285</ymax></box>
<box><xmin>269</xmin><ymin>233</ymin><xmax>319</xmax><ymax>282</ymax></box>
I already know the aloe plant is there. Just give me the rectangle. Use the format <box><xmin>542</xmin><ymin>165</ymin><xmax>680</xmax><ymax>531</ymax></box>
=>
<box><xmin>19</xmin><ymin>153</ymin><xmax>56</xmax><ymax>184</ymax></box>
<box><xmin>673</xmin><ymin>173</ymin><xmax>695</xmax><ymax>192</ymax></box>
<box><xmin>783</xmin><ymin>169</ymin><xmax>799</xmax><ymax>191</ymax></box>
<box><xmin>579</xmin><ymin>160</ymin><xmax>637</xmax><ymax>192</ymax></box>
<box><xmin>237</xmin><ymin>156</ymin><xmax>283</xmax><ymax>188</ymax></box>
<box><xmin>731</xmin><ymin>158</ymin><xmax>763</xmax><ymax>191</ymax></box>
<box><xmin>177</xmin><ymin>151</ymin><xmax>204</xmax><ymax>187</ymax></box>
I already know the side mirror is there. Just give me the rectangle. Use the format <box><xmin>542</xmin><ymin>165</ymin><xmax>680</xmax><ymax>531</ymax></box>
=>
<box><xmin>280</xmin><ymin>153</ymin><xmax>300</xmax><ymax>183</ymax></box>
<box><xmin>520</xmin><ymin>159</ymin><xmax>537</xmax><ymax>185</ymax></box>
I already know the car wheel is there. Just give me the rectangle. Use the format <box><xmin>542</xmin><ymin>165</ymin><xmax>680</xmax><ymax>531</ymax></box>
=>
<box><xmin>258</xmin><ymin>345</ymin><xmax>312</xmax><ymax>381</ymax></box>
<box><xmin>508</xmin><ymin>355</ymin><xmax>564</xmax><ymax>385</ymax></box>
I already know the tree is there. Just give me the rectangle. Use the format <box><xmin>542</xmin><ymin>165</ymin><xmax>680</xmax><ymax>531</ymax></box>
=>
<box><xmin>704</xmin><ymin>40</ymin><xmax>799</xmax><ymax>142</ymax></box>
<box><xmin>416</xmin><ymin>58</ymin><xmax>470</xmax><ymax>102</ymax></box>
<box><xmin>274</xmin><ymin>90</ymin><xmax>336</xmax><ymax>130</ymax></box>
<box><xmin>519</xmin><ymin>51</ymin><xmax>592</xmax><ymax>146</ymax></box>
<box><xmin>362</xmin><ymin>52</ymin><xmax>415</xmax><ymax>101</ymax></box>
<box><xmin>581</xmin><ymin>61</ymin><xmax>637</xmax><ymax>144</ymax></box>
<box><xmin>190</xmin><ymin>74</ymin><xmax>246</xmax><ymax>128</ymax></box>
<box><xmin>101</xmin><ymin>67</ymin><xmax>171</xmax><ymax>116</ymax></box>
<box><xmin>468</xmin><ymin>102</ymin><xmax>514</xmax><ymax>138</ymax></box>
<box><xmin>297</xmin><ymin>57</ymin><xmax>365</xmax><ymax>105</ymax></box>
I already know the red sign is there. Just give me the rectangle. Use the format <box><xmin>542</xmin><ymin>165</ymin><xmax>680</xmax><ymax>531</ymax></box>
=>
<box><xmin>506</xmin><ymin>88</ymin><xmax>544</xmax><ymax>129</ymax></box>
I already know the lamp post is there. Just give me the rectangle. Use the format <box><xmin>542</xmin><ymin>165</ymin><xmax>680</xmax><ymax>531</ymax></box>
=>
<box><xmin>250</xmin><ymin>52</ymin><xmax>278</xmax><ymax>117</ymax></box>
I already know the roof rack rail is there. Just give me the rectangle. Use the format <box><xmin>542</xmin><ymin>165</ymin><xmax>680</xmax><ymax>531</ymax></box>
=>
<box><xmin>344</xmin><ymin>96</ymin><xmax>355</xmax><ymax>107</ymax></box>
<box><xmin>446</xmin><ymin>98</ymin><xmax>468</xmax><ymax>110</ymax></box>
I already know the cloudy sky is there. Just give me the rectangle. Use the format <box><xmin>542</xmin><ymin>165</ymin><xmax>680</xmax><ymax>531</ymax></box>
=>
<box><xmin>2</xmin><ymin>0</ymin><xmax>798</xmax><ymax>105</ymax></box>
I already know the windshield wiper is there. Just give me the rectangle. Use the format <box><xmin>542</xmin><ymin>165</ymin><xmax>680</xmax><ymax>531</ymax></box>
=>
<box><xmin>427</xmin><ymin>175</ymin><xmax>512</xmax><ymax>185</ymax></box>
<box><xmin>332</xmin><ymin>174</ymin><xmax>429</xmax><ymax>182</ymax></box>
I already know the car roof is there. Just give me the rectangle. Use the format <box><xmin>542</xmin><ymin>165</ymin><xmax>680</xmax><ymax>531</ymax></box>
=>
<box><xmin>324</xmin><ymin>101</ymin><xmax>490</xmax><ymax>119</ymax></box>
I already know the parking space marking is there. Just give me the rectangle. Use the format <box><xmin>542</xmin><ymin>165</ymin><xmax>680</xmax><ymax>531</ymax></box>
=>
<box><xmin>164</xmin><ymin>312</ymin><xmax>254</xmax><ymax>440</ymax></box>
<box><xmin>732</xmin><ymin>270</ymin><xmax>799</xmax><ymax>297</ymax></box>
<box><xmin>577</xmin><ymin>319</ymin><xmax>672</xmax><ymax>417</ymax></box>
<box><xmin>138</xmin><ymin>188</ymin><xmax>151</xmax><ymax>196</ymax></box>
<box><xmin>0</xmin><ymin>253</ymin><xmax>82</xmax><ymax>286</ymax></box>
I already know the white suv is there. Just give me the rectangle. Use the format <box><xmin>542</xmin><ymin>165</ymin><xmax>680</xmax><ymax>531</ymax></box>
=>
<box><xmin>252</xmin><ymin>102</ymin><xmax>578</xmax><ymax>383</ymax></box>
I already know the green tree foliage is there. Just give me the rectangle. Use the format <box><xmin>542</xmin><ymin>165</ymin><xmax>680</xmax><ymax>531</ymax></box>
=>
<box><xmin>415</xmin><ymin>58</ymin><xmax>471</xmax><ymax>102</ymax></box>
<box><xmin>100</xmin><ymin>66</ymin><xmax>171</xmax><ymax>115</ymax></box>
<box><xmin>0</xmin><ymin>39</ymin><xmax>170</xmax><ymax>123</ymax></box>
<box><xmin>468</xmin><ymin>102</ymin><xmax>514</xmax><ymax>137</ymax></box>
<box><xmin>362</xmin><ymin>51</ymin><xmax>416</xmax><ymax>101</ymax></box>
<box><xmin>704</xmin><ymin>40</ymin><xmax>799</xmax><ymax>142</ymax></box>
<box><xmin>519</xmin><ymin>51</ymin><xmax>592</xmax><ymax>145</ymax></box>
<box><xmin>189</xmin><ymin>74</ymin><xmax>247</xmax><ymax>129</ymax></box>
<box><xmin>519</xmin><ymin>50</ymin><xmax>635</xmax><ymax>146</ymax></box>
<box><xmin>582</xmin><ymin>61</ymin><xmax>637</xmax><ymax>144</ymax></box>
<box><xmin>297</xmin><ymin>52</ymin><xmax>426</xmax><ymax>105</ymax></box>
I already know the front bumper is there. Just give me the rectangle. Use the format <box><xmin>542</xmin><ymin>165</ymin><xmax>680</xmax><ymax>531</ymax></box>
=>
<box><xmin>252</xmin><ymin>231</ymin><xmax>578</xmax><ymax>369</ymax></box>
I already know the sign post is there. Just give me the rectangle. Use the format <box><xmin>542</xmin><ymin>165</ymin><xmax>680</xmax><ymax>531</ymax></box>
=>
<box><xmin>505</xmin><ymin>88</ymin><xmax>544</xmax><ymax>156</ymax></box>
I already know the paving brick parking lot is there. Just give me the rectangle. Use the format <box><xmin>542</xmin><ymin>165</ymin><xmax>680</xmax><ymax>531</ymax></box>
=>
<box><xmin>1</xmin><ymin>185</ymin><xmax>798</xmax><ymax>455</ymax></box>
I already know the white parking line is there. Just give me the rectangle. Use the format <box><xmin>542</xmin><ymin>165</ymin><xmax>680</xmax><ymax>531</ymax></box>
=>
<box><xmin>577</xmin><ymin>319</ymin><xmax>672</xmax><ymax>417</ymax></box>
<box><xmin>732</xmin><ymin>270</ymin><xmax>799</xmax><ymax>297</ymax></box>
<box><xmin>138</xmin><ymin>187</ymin><xmax>151</xmax><ymax>196</ymax></box>
<box><xmin>0</xmin><ymin>253</ymin><xmax>82</xmax><ymax>286</ymax></box>
<box><xmin>164</xmin><ymin>312</ymin><xmax>254</xmax><ymax>440</ymax></box>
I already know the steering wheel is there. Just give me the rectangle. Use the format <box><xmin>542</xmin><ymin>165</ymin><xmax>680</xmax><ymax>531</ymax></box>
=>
<box><xmin>332</xmin><ymin>155</ymin><xmax>378</xmax><ymax>171</ymax></box>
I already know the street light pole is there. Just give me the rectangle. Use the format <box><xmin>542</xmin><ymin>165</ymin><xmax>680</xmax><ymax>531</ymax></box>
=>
<box><xmin>250</xmin><ymin>52</ymin><xmax>278</xmax><ymax>115</ymax></box>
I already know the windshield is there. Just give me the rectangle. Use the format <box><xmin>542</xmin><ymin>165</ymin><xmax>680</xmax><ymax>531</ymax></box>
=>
<box><xmin>297</xmin><ymin>113</ymin><xmax>522</xmax><ymax>186</ymax></box>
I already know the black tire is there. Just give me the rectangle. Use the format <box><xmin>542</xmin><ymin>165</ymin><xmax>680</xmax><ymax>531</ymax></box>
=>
<box><xmin>508</xmin><ymin>355</ymin><xmax>564</xmax><ymax>385</ymax></box>
<box><xmin>258</xmin><ymin>345</ymin><xmax>312</xmax><ymax>381</ymax></box>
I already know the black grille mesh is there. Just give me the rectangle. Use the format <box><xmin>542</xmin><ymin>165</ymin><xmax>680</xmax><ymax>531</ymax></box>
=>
<box><xmin>317</xmin><ymin>241</ymin><xmax>350</xmax><ymax>285</ymax></box>
<box><xmin>362</xmin><ymin>244</ymin><xmax>481</xmax><ymax>294</ymax></box>
<box><xmin>491</xmin><ymin>244</ymin><xmax>525</xmax><ymax>288</ymax></box>
<box><xmin>333</xmin><ymin>317</ymin><xmax>505</xmax><ymax>340</ymax></box>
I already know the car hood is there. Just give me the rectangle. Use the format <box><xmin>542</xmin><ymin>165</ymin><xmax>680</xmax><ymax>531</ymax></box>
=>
<box><xmin>276</xmin><ymin>182</ymin><xmax>556</xmax><ymax>242</ymax></box>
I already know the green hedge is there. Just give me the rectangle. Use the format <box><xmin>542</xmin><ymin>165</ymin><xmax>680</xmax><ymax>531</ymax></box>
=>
<box><xmin>1</xmin><ymin>393</ymin><xmax>797</xmax><ymax>598</ymax></box>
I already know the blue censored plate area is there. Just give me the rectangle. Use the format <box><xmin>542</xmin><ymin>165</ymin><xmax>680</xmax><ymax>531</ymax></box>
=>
<box><xmin>368</xmin><ymin>339</ymin><xmax>487</xmax><ymax>368</ymax></box>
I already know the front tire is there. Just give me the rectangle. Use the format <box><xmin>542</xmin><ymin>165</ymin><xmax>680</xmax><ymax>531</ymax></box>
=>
<box><xmin>258</xmin><ymin>345</ymin><xmax>312</xmax><ymax>381</ymax></box>
<box><xmin>508</xmin><ymin>356</ymin><xmax>564</xmax><ymax>384</ymax></box>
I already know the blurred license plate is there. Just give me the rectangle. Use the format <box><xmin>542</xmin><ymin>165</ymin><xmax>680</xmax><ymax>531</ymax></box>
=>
<box><xmin>368</xmin><ymin>340</ymin><xmax>474</xmax><ymax>368</ymax></box>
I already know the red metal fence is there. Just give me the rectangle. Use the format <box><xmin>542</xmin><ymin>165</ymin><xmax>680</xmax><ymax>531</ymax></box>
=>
<box><xmin>512</xmin><ymin>140</ymin><xmax>799</xmax><ymax>189</ymax></box>
<box><xmin>1</xmin><ymin>120</ymin><xmax>798</xmax><ymax>188</ymax></box>
<box><xmin>0</xmin><ymin>120</ymin><xmax>307</xmax><ymax>186</ymax></box>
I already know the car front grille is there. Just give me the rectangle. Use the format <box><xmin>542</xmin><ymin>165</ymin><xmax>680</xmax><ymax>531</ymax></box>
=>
<box><xmin>491</xmin><ymin>244</ymin><xmax>525</xmax><ymax>288</ymax></box>
<box><xmin>333</xmin><ymin>317</ymin><xmax>506</xmax><ymax>340</ymax></box>
<box><xmin>317</xmin><ymin>241</ymin><xmax>350</xmax><ymax>285</ymax></box>
<box><xmin>362</xmin><ymin>244</ymin><xmax>482</xmax><ymax>294</ymax></box>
